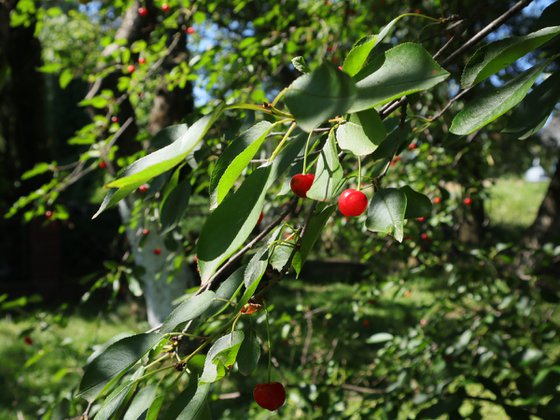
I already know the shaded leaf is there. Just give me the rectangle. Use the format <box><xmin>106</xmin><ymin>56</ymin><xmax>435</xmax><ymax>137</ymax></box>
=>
<box><xmin>94</xmin><ymin>380</ymin><xmax>135</xmax><ymax>420</ymax></box>
<box><xmin>366</xmin><ymin>188</ymin><xmax>407</xmax><ymax>242</ymax></box>
<box><xmin>306</xmin><ymin>131</ymin><xmax>344</xmax><ymax>201</ymax></box>
<box><xmin>123</xmin><ymin>385</ymin><xmax>158</xmax><ymax>420</ymax></box>
<box><xmin>160</xmin><ymin>291</ymin><xmax>216</xmax><ymax>333</ymax></box>
<box><xmin>336</xmin><ymin>109</ymin><xmax>386</xmax><ymax>156</ymax></box>
<box><xmin>176</xmin><ymin>382</ymin><xmax>211</xmax><ymax>420</ymax></box>
<box><xmin>237</xmin><ymin>327</ymin><xmax>261</xmax><ymax>376</ymax></box>
<box><xmin>160</xmin><ymin>174</ymin><xmax>191</xmax><ymax>234</ymax></box>
<box><xmin>297</xmin><ymin>204</ymin><xmax>336</xmax><ymax>276</ymax></box>
<box><xmin>200</xmin><ymin>331</ymin><xmax>245</xmax><ymax>383</ymax></box>
<box><xmin>401</xmin><ymin>186</ymin><xmax>432</xmax><ymax>219</ymax></box>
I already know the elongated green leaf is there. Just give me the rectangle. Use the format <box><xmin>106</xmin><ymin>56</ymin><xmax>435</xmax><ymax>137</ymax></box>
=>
<box><xmin>204</xmin><ymin>267</ymin><xmax>245</xmax><ymax>318</ymax></box>
<box><xmin>146</xmin><ymin>395</ymin><xmax>164</xmax><ymax>420</ymax></box>
<box><xmin>123</xmin><ymin>385</ymin><xmax>158</xmax><ymax>420</ymax></box>
<box><xmin>306</xmin><ymin>131</ymin><xmax>344</xmax><ymax>201</ymax></box>
<box><xmin>244</xmin><ymin>247</ymin><xmax>269</xmax><ymax>288</ymax></box>
<box><xmin>107</xmin><ymin>105</ymin><xmax>224</xmax><ymax>189</ymax></box>
<box><xmin>92</xmin><ymin>181</ymin><xmax>143</xmax><ymax>219</ymax></box>
<box><xmin>336</xmin><ymin>109</ymin><xmax>386</xmax><ymax>156</ymax></box>
<box><xmin>237</xmin><ymin>327</ymin><xmax>261</xmax><ymax>376</ymax></box>
<box><xmin>504</xmin><ymin>70</ymin><xmax>560</xmax><ymax>139</ymax></box>
<box><xmin>94</xmin><ymin>381</ymin><xmax>135</xmax><ymax>420</ymax></box>
<box><xmin>366</xmin><ymin>332</ymin><xmax>394</xmax><ymax>344</ymax></box>
<box><xmin>298</xmin><ymin>204</ymin><xmax>336</xmax><ymax>275</ymax></box>
<box><xmin>366</xmin><ymin>188</ymin><xmax>407</xmax><ymax>242</ymax></box>
<box><xmin>210</xmin><ymin>121</ymin><xmax>274</xmax><ymax>208</ymax></box>
<box><xmin>160</xmin><ymin>290</ymin><xmax>216</xmax><ymax>333</ymax></box>
<box><xmin>284</xmin><ymin>63</ymin><xmax>357</xmax><ymax>131</ymax></box>
<box><xmin>450</xmin><ymin>63</ymin><xmax>546</xmax><ymax>135</ymax></box>
<box><xmin>176</xmin><ymin>382</ymin><xmax>211</xmax><ymax>420</ymax></box>
<box><xmin>370</xmin><ymin>120</ymin><xmax>411</xmax><ymax>162</ymax></box>
<box><xmin>342</xmin><ymin>14</ymin><xmax>412</xmax><ymax>76</ymax></box>
<box><xmin>401</xmin><ymin>186</ymin><xmax>432</xmax><ymax>219</ymax></box>
<box><xmin>462</xmin><ymin>26</ymin><xmax>560</xmax><ymax>88</ymax></box>
<box><xmin>159</xmin><ymin>175</ymin><xmax>191</xmax><ymax>234</ymax></box>
<box><xmin>78</xmin><ymin>332</ymin><xmax>164</xmax><ymax>402</ymax></box>
<box><xmin>349</xmin><ymin>43</ymin><xmax>449</xmax><ymax>113</ymax></box>
<box><xmin>200</xmin><ymin>331</ymin><xmax>245</xmax><ymax>383</ymax></box>
<box><xmin>198</xmin><ymin>134</ymin><xmax>306</xmax><ymax>282</ymax></box>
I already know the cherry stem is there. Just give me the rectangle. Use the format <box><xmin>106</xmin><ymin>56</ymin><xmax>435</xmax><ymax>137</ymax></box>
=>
<box><xmin>268</xmin><ymin>122</ymin><xmax>297</xmax><ymax>163</ymax></box>
<box><xmin>271</xmin><ymin>88</ymin><xmax>288</xmax><ymax>107</ymax></box>
<box><xmin>357</xmin><ymin>156</ymin><xmax>362</xmax><ymax>191</ymax></box>
<box><xmin>302</xmin><ymin>131</ymin><xmax>313</xmax><ymax>174</ymax></box>
<box><xmin>264</xmin><ymin>303</ymin><xmax>272</xmax><ymax>383</ymax></box>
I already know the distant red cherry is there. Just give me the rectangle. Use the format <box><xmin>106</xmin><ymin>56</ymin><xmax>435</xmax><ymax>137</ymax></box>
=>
<box><xmin>433</xmin><ymin>197</ymin><xmax>441</xmax><ymax>204</ymax></box>
<box><xmin>362</xmin><ymin>319</ymin><xmax>370</xmax><ymax>328</ymax></box>
<box><xmin>420</xmin><ymin>233</ymin><xmax>429</xmax><ymax>241</ymax></box>
<box><xmin>338</xmin><ymin>189</ymin><xmax>368</xmax><ymax>217</ymax></box>
<box><xmin>338</xmin><ymin>66</ymin><xmax>343</xmax><ymax>71</ymax></box>
<box><xmin>463</xmin><ymin>197</ymin><xmax>472</xmax><ymax>205</ymax></box>
<box><xmin>408</xmin><ymin>142</ymin><xmax>417</xmax><ymax>150</ymax></box>
<box><xmin>99</xmin><ymin>161</ymin><xmax>107</xmax><ymax>169</ymax></box>
<box><xmin>161</xmin><ymin>3</ymin><xmax>170</xmax><ymax>12</ymax></box>
<box><xmin>186</xmin><ymin>26</ymin><xmax>196</xmax><ymax>34</ymax></box>
<box><xmin>138</xmin><ymin>184</ymin><xmax>149</xmax><ymax>193</ymax></box>
<box><xmin>45</xmin><ymin>210</ymin><xmax>53</xmax><ymax>219</ymax></box>
<box><xmin>290</xmin><ymin>173</ymin><xmax>314</xmax><ymax>198</ymax></box>
<box><xmin>111</xmin><ymin>116</ymin><xmax>119</xmax><ymax>123</ymax></box>
<box><xmin>23</xmin><ymin>336</ymin><xmax>33</xmax><ymax>346</ymax></box>
<box><xmin>142</xmin><ymin>228</ymin><xmax>150</xmax><ymax>236</ymax></box>
<box><xmin>127</xmin><ymin>64</ymin><xmax>136</xmax><ymax>74</ymax></box>
<box><xmin>416</xmin><ymin>216</ymin><xmax>426</xmax><ymax>222</ymax></box>
<box><xmin>153</xmin><ymin>248</ymin><xmax>161</xmax><ymax>255</ymax></box>
<box><xmin>138</xmin><ymin>7</ymin><xmax>148</xmax><ymax>17</ymax></box>
<box><xmin>253</xmin><ymin>382</ymin><xmax>286</xmax><ymax>411</ymax></box>
<box><xmin>257</xmin><ymin>211</ymin><xmax>264</xmax><ymax>225</ymax></box>
<box><xmin>138</xmin><ymin>57</ymin><xmax>146</xmax><ymax>65</ymax></box>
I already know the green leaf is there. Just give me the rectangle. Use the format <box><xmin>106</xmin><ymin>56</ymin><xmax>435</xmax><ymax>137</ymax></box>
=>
<box><xmin>92</xmin><ymin>182</ymin><xmax>143</xmax><ymax>219</ymax></box>
<box><xmin>59</xmin><ymin>68</ymin><xmax>73</xmax><ymax>89</ymax></box>
<box><xmin>198</xmin><ymin>134</ymin><xmax>306</xmax><ymax>282</ymax></box>
<box><xmin>146</xmin><ymin>395</ymin><xmax>164</xmax><ymax>420</ymax></box>
<box><xmin>244</xmin><ymin>247</ymin><xmax>269</xmax><ymax>289</ymax></box>
<box><xmin>366</xmin><ymin>188</ymin><xmax>407</xmax><ymax>242</ymax></box>
<box><xmin>204</xmin><ymin>267</ymin><xmax>245</xmax><ymax>318</ymax></box>
<box><xmin>199</xmin><ymin>331</ymin><xmax>245</xmax><ymax>383</ymax></box>
<box><xmin>349</xmin><ymin>43</ymin><xmax>449</xmax><ymax>113</ymax></box>
<box><xmin>123</xmin><ymin>385</ymin><xmax>158</xmax><ymax>420</ymax></box>
<box><xmin>237</xmin><ymin>327</ymin><xmax>261</xmax><ymax>376</ymax></box>
<box><xmin>461</xmin><ymin>26</ymin><xmax>560</xmax><ymax>88</ymax></box>
<box><xmin>176</xmin><ymin>382</ymin><xmax>211</xmax><ymax>420</ymax></box>
<box><xmin>366</xmin><ymin>332</ymin><xmax>394</xmax><ymax>344</ymax></box>
<box><xmin>160</xmin><ymin>290</ymin><xmax>216</xmax><ymax>333</ymax></box>
<box><xmin>306</xmin><ymin>131</ymin><xmax>344</xmax><ymax>201</ymax></box>
<box><xmin>94</xmin><ymin>380</ymin><xmax>135</xmax><ymax>420</ymax></box>
<box><xmin>284</xmin><ymin>62</ymin><xmax>357</xmax><ymax>132</ymax></box>
<box><xmin>298</xmin><ymin>204</ymin><xmax>336</xmax><ymax>275</ymax></box>
<box><xmin>210</xmin><ymin>121</ymin><xmax>273</xmax><ymax>208</ymax></box>
<box><xmin>342</xmin><ymin>14</ymin><xmax>411</xmax><ymax>76</ymax></box>
<box><xmin>503</xmin><ymin>70</ymin><xmax>560</xmax><ymax>139</ymax></box>
<box><xmin>21</xmin><ymin>162</ymin><xmax>54</xmax><ymax>180</ymax></box>
<box><xmin>107</xmin><ymin>106</ymin><xmax>224</xmax><ymax>189</ymax></box>
<box><xmin>401</xmin><ymin>186</ymin><xmax>432</xmax><ymax>219</ymax></box>
<box><xmin>450</xmin><ymin>63</ymin><xmax>546</xmax><ymax>135</ymax></box>
<box><xmin>78</xmin><ymin>332</ymin><xmax>163</xmax><ymax>402</ymax></box>
<box><xmin>291</xmin><ymin>56</ymin><xmax>310</xmax><ymax>73</ymax></box>
<box><xmin>159</xmin><ymin>174</ymin><xmax>191</xmax><ymax>234</ymax></box>
<box><xmin>336</xmin><ymin>110</ymin><xmax>386</xmax><ymax>156</ymax></box>
<box><xmin>370</xmin><ymin>120</ymin><xmax>411</xmax><ymax>162</ymax></box>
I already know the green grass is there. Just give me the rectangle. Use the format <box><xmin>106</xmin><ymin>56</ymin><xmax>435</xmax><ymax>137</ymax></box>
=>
<box><xmin>486</xmin><ymin>177</ymin><xmax>549</xmax><ymax>228</ymax></box>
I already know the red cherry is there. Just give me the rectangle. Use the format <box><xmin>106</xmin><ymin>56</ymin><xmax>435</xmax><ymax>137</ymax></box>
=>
<box><xmin>253</xmin><ymin>382</ymin><xmax>286</xmax><ymax>411</ymax></box>
<box><xmin>433</xmin><ymin>197</ymin><xmax>441</xmax><ymax>204</ymax></box>
<box><xmin>161</xmin><ymin>3</ymin><xmax>170</xmax><ymax>12</ymax></box>
<box><xmin>290</xmin><ymin>173</ymin><xmax>315</xmax><ymax>198</ymax></box>
<box><xmin>138</xmin><ymin>57</ymin><xmax>146</xmax><ymax>65</ymax></box>
<box><xmin>257</xmin><ymin>211</ymin><xmax>264</xmax><ymax>225</ymax></box>
<box><xmin>142</xmin><ymin>228</ymin><xmax>150</xmax><ymax>236</ymax></box>
<box><xmin>338</xmin><ymin>66</ymin><xmax>343</xmax><ymax>71</ymax></box>
<box><xmin>362</xmin><ymin>319</ymin><xmax>370</xmax><ymax>328</ymax></box>
<box><xmin>420</xmin><ymin>233</ymin><xmax>429</xmax><ymax>241</ymax></box>
<box><xmin>45</xmin><ymin>210</ymin><xmax>53</xmax><ymax>219</ymax></box>
<box><xmin>23</xmin><ymin>336</ymin><xmax>33</xmax><ymax>346</ymax></box>
<box><xmin>408</xmin><ymin>142</ymin><xmax>417</xmax><ymax>150</ymax></box>
<box><xmin>186</xmin><ymin>26</ymin><xmax>196</xmax><ymax>34</ymax></box>
<box><xmin>338</xmin><ymin>189</ymin><xmax>368</xmax><ymax>217</ymax></box>
<box><xmin>99</xmin><ymin>161</ymin><xmax>107</xmax><ymax>169</ymax></box>
<box><xmin>138</xmin><ymin>184</ymin><xmax>149</xmax><ymax>193</ymax></box>
<box><xmin>127</xmin><ymin>64</ymin><xmax>136</xmax><ymax>74</ymax></box>
<box><xmin>111</xmin><ymin>116</ymin><xmax>119</xmax><ymax>123</ymax></box>
<box><xmin>416</xmin><ymin>216</ymin><xmax>426</xmax><ymax>222</ymax></box>
<box><xmin>138</xmin><ymin>7</ymin><xmax>148</xmax><ymax>17</ymax></box>
<box><xmin>153</xmin><ymin>248</ymin><xmax>161</xmax><ymax>255</ymax></box>
<box><xmin>463</xmin><ymin>197</ymin><xmax>472</xmax><ymax>205</ymax></box>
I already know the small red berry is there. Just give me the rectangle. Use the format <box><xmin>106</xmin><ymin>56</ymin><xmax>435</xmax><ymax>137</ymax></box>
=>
<box><xmin>186</xmin><ymin>26</ymin><xmax>195</xmax><ymax>34</ymax></box>
<box><xmin>161</xmin><ymin>3</ymin><xmax>170</xmax><ymax>12</ymax></box>
<box><xmin>253</xmin><ymin>382</ymin><xmax>286</xmax><ymax>411</ymax></box>
<box><xmin>99</xmin><ymin>161</ymin><xmax>107</xmax><ymax>169</ymax></box>
<box><xmin>338</xmin><ymin>66</ymin><xmax>343</xmax><ymax>71</ymax></box>
<box><xmin>138</xmin><ymin>184</ymin><xmax>149</xmax><ymax>193</ymax></box>
<box><xmin>111</xmin><ymin>116</ymin><xmax>119</xmax><ymax>123</ymax></box>
<box><xmin>433</xmin><ymin>197</ymin><xmax>441</xmax><ymax>204</ymax></box>
<box><xmin>138</xmin><ymin>57</ymin><xmax>146</xmax><ymax>65</ymax></box>
<box><xmin>362</xmin><ymin>319</ymin><xmax>370</xmax><ymax>328</ymax></box>
<box><xmin>463</xmin><ymin>197</ymin><xmax>472</xmax><ymax>205</ymax></box>
<box><xmin>338</xmin><ymin>189</ymin><xmax>368</xmax><ymax>217</ymax></box>
<box><xmin>142</xmin><ymin>228</ymin><xmax>150</xmax><ymax>236</ymax></box>
<box><xmin>138</xmin><ymin>7</ymin><xmax>148</xmax><ymax>17</ymax></box>
<box><xmin>127</xmin><ymin>64</ymin><xmax>136</xmax><ymax>74</ymax></box>
<box><xmin>408</xmin><ymin>142</ymin><xmax>417</xmax><ymax>150</ymax></box>
<box><xmin>416</xmin><ymin>216</ymin><xmax>426</xmax><ymax>222</ymax></box>
<box><xmin>420</xmin><ymin>233</ymin><xmax>429</xmax><ymax>241</ymax></box>
<box><xmin>257</xmin><ymin>211</ymin><xmax>264</xmax><ymax>225</ymax></box>
<box><xmin>290</xmin><ymin>173</ymin><xmax>315</xmax><ymax>198</ymax></box>
<box><xmin>23</xmin><ymin>336</ymin><xmax>33</xmax><ymax>346</ymax></box>
<box><xmin>45</xmin><ymin>210</ymin><xmax>53</xmax><ymax>219</ymax></box>
<box><xmin>153</xmin><ymin>248</ymin><xmax>161</xmax><ymax>255</ymax></box>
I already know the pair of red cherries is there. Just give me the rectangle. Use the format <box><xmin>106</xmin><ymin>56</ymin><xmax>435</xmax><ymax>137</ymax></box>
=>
<box><xmin>290</xmin><ymin>173</ymin><xmax>368</xmax><ymax>217</ymax></box>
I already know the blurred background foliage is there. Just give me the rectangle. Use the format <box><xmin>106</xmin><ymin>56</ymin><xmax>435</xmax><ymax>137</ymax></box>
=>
<box><xmin>1</xmin><ymin>0</ymin><xmax>559</xmax><ymax>418</ymax></box>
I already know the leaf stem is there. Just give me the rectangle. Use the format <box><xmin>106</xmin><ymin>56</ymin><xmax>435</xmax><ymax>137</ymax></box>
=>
<box><xmin>271</xmin><ymin>88</ymin><xmax>288</xmax><ymax>107</ymax></box>
<box><xmin>264</xmin><ymin>303</ymin><xmax>272</xmax><ymax>383</ymax></box>
<box><xmin>268</xmin><ymin>122</ymin><xmax>297</xmax><ymax>163</ymax></box>
<box><xmin>357</xmin><ymin>156</ymin><xmax>362</xmax><ymax>190</ymax></box>
<box><xmin>302</xmin><ymin>131</ymin><xmax>314</xmax><ymax>174</ymax></box>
